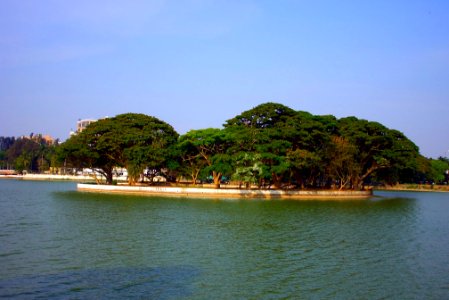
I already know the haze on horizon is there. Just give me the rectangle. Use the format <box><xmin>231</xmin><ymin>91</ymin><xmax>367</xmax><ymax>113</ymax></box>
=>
<box><xmin>1</xmin><ymin>1</ymin><xmax>448</xmax><ymax>158</ymax></box>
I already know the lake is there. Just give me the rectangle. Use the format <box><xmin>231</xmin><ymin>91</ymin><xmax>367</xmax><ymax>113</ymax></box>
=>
<box><xmin>1</xmin><ymin>179</ymin><xmax>448</xmax><ymax>299</ymax></box>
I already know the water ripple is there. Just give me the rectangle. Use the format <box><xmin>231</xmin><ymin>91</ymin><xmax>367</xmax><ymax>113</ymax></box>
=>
<box><xmin>2</xmin><ymin>181</ymin><xmax>449</xmax><ymax>299</ymax></box>
<box><xmin>0</xmin><ymin>266</ymin><xmax>199</xmax><ymax>299</ymax></box>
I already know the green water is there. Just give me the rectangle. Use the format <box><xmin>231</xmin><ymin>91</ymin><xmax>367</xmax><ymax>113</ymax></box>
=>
<box><xmin>1</xmin><ymin>180</ymin><xmax>449</xmax><ymax>299</ymax></box>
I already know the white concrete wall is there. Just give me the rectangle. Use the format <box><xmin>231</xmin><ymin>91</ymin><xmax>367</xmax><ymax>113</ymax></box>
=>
<box><xmin>77</xmin><ymin>183</ymin><xmax>372</xmax><ymax>199</ymax></box>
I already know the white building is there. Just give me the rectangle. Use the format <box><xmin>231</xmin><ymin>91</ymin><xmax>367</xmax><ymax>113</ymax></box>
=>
<box><xmin>76</xmin><ymin>119</ymin><xmax>97</xmax><ymax>133</ymax></box>
<box><xmin>70</xmin><ymin>119</ymin><xmax>98</xmax><ymax>136</ymax></box>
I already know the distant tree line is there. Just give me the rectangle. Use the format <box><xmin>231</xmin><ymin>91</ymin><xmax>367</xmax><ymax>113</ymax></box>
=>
<box><xmin>0</xmin><ymin>134</ymin><xmax>59</xmax><ymax>172</ymax></box>
<box><xmin>2</xmin><ymin>103</ymin><xmax>448</xmax><ymax>189</ymax></box>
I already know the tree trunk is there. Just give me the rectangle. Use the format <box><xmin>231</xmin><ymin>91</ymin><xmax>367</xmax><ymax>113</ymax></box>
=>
<box><xmin>272</xmin><ymin>173</ymin><xmax>282</xmax><ymax>189</ymax></box>
<box><xmin>191</xmin><ymin>169</ymin><xmax>200</xmax><ymax>186</ymax></box>
<box><xmin>106</xmin><ymin>171</ymin><xmax>113</xmax><ymax>185</ymax></box>
<box><xmin>213</xmin><ymin>171</ymin><xmax>221</xmax><ymax>189</ymax></box>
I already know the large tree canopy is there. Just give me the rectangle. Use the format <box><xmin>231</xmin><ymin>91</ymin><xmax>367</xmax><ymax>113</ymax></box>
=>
<box><xmin>5</xmin><ymin>102</ymin><xmax>444</xmax><ymax>189</ymax></box>
<box><xmin>221</xmin><ymin>102</ymin><xmax>420</xmax><ymax>189</ymax></box>
<box><xmin>225</xmin><ymin>102</ymin><xmax>296</xmax><ymax>129</ymax></box>
<box><xmin>224</xmin><ymin>103</ymin><xmax>297</xmax><ymax>188</ymax></box>
<box><xmin>59</xmin><ymin>113</ymin><xmax>178</xmax><ymax>184</ymax></box>
<box><xmin>50</xmin><ymin>103</ymin><xmax>435</xmax><ymax>190</ymax></box>
<box><xmin>336</xmin><ymin>117</ymin><xmax>420</xmax><ymax>188</ymax></box>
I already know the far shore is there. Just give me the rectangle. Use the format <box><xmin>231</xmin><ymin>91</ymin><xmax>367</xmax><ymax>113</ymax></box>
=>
<box><xmin>376</xmin><ymin>184</ymin><xmax>449</xmax><ymax>193</ymax></box>
<box><xmin>0</xmin><ymin>174</ymin><xmax>96</xmax><ymax>181</ymax></box>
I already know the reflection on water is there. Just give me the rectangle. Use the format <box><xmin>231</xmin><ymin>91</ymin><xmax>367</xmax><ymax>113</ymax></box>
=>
<box><xmin>0</xmin><ymin>266</ymin><xmax>199</xmax><ymax>299</ymax></box>
<box><xmin>1</xmin><ymin>180</ymin><xmax>449</xmax><ymax>299</ymax></box>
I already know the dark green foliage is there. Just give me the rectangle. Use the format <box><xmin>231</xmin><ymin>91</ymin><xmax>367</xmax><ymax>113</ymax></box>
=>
<box><xmin>18</xmin><ymin>102</ymin><xmax>441</xmax><ymax>189</ymax></box>
<box><xmin>177</xmin><ymin>128</ymin><xmax>232</xmax><ymax>188</ymax></box>
<box><xmin>224</xmin><ymin>102</ymin><xmax>296</xmax><ymax>129</ymax></box>
<box><xmin>335</xmin><ymin>117</ymin><xmax>420</xmax><ymax>188</ymax></box>
<box><xmin>58</xmin><ymin>113</ymin><xmax>178</xmax><ymax>184</ymax></box>
<box><xmin>165</xmin><ymin>102</ymin><xmax>417</xmax><ymax>189</ymax></box>
<box><xmin>3</xmin><ymin>135</ymin><xmax>57</xmax><ymax>173</ymax></box>
<box><xmin>427</xmin><ymin>158</ymin><xmax>449</xmax><ymax>183</ymax></box>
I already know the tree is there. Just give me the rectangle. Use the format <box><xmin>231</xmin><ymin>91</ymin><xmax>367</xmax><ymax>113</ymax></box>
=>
<box><xmin>0</xmin><ymin>137</ymin><xmax>16</xmax><ymax>152</ymax></box>
<box><xmin>177</xmin><ymin>137</ymin><xmax>207</xmax><ymax>185</ymax></box>
<box><xmin>327</xmin><ymin>136</ymin><xmax>359</xmax><ymax>189</ymax></box>
<box><xmin>0</xmin><ymin>137</ymin><xmax>15</xmax><ymax>169</ymax></box>
<box><xmin>337</xmin><ymin>117</ymin><xmax>420</xmax><ymax>189</ymax></box>
<box><xmin>232</xmin><ymin>152</ymin><xmax>263</xmax><ymax>188</ymax></box>
<box><xmin>287</xmin><ymin>148</ymin><xmax>322</xmax><ymax>189</ymax></box>
<box><xmin>59</xmin><ymin>113</ymin><xmax>178</xmax><ymax>185</ymax></box>
<box><xmin>283</xmin><ymin>113</ymin><xmax>334</xmax><ymax>188</ymax></box>
<box><xmin>57</xmin><ymin>132</ymin><xmax>107</xmax><ymax>181</ymax></box>
<box><xmin>224</xmin><ymin>103</ymin><xmax>297</xmax><ymax>188</ymax></box>
<box><xmin>178</xmin><ymin>128</ymin><xmax>231</xmax><ymax>188</ymax></box>
<box><xmin>0</xmin><ymin>150</ymin><xmax>6</xmax><ymax>169</ymax></box>
<box><xmin>6</xmin><ymin>138</ymin><xmax>41</xmax><ymax>172</ymax></box>
<box><xmin>225</xmin><ymin>102</ymin><xmax>296</xmax><ymax>129</ymax></box>
<box><xmin>56</xmin><ymin>102</ymin><xmax>425</xmax><ymax>190</ymax></box>
<box><xmin>427</xmin><ymin>158</ymin><xmax>449</xmax><ymax>184</ymax></box>
<box><xmin>4</xmin><ymin>136</ymin><xmax>57</xmax><ymax>174</ymax></box>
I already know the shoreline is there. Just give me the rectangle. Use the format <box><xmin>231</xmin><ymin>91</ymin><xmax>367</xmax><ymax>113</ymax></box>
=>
<box><xmin>77</xmin><ymin>183</ymin><xmax>373</xmax><ymax>200</ymax></box>
<box><xmin>375</xmin><ymin>185</ymin><xmax>449</xmax><ymax>193</ymax></box>
<box><xmin>0</xmin><ymin>174</ymin><xmax>96</xmax><ymax>181</ymax></box>
<box><xmin>3</xmin><ymin>174</ymin><xmax>446</xmax><ymax>196</ymax></box>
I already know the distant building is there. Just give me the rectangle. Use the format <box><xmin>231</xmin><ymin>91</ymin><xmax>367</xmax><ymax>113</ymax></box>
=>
<box><xmin>70</xmin><ymin>119</ymin><xmax>98</xmax><ymax>136</ymax></box>
<box><xmin>70</xmin><ymin>117</ymin><xmax>110</xmax><ymax>136</ymax></box>
<box><xmin>77</xmin><ymin>119</ymin><xmax>97</xmax><ymax>133</ymax></box>
<box><xmin>21</xmin><ymin>134</ymin><xmax>55</xmax><ymax>145</ymax></box>
<box><xmin>41</xmin><ymin>135</ymin><xmax>55</xmax><ymax>144</ymax></box>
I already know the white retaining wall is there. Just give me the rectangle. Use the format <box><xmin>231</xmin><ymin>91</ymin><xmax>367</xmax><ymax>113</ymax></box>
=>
<box><xmin>77</xmin><ymin>183</ymin><xmax>372</xmax><ymax>199</ymax></box>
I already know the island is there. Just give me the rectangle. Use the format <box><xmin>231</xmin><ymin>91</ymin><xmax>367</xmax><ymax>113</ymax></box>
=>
<box><xmin>2</xmin><ymin>103</ymin><xmax>448</xmax><ymax>196</ymax></box>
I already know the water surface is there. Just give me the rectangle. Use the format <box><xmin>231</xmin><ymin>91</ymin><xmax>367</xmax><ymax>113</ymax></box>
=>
<box><xmin>1</xmin><ymin>180</ymin><xmax>448</xmax><ymax>299</ymax></box>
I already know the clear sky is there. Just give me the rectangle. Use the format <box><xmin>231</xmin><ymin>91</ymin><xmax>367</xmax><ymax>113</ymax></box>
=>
<box><xmin>1</xmin><ymin>0</ymin><xmax>448</xmax><ymax>158</ymax></box>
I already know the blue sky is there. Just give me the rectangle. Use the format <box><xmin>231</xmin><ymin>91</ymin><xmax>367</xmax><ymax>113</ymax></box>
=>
<box><xmin>1</xmin><ymin>0</ymin><xmax>448</xmax><ymax>158</ymax></box>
